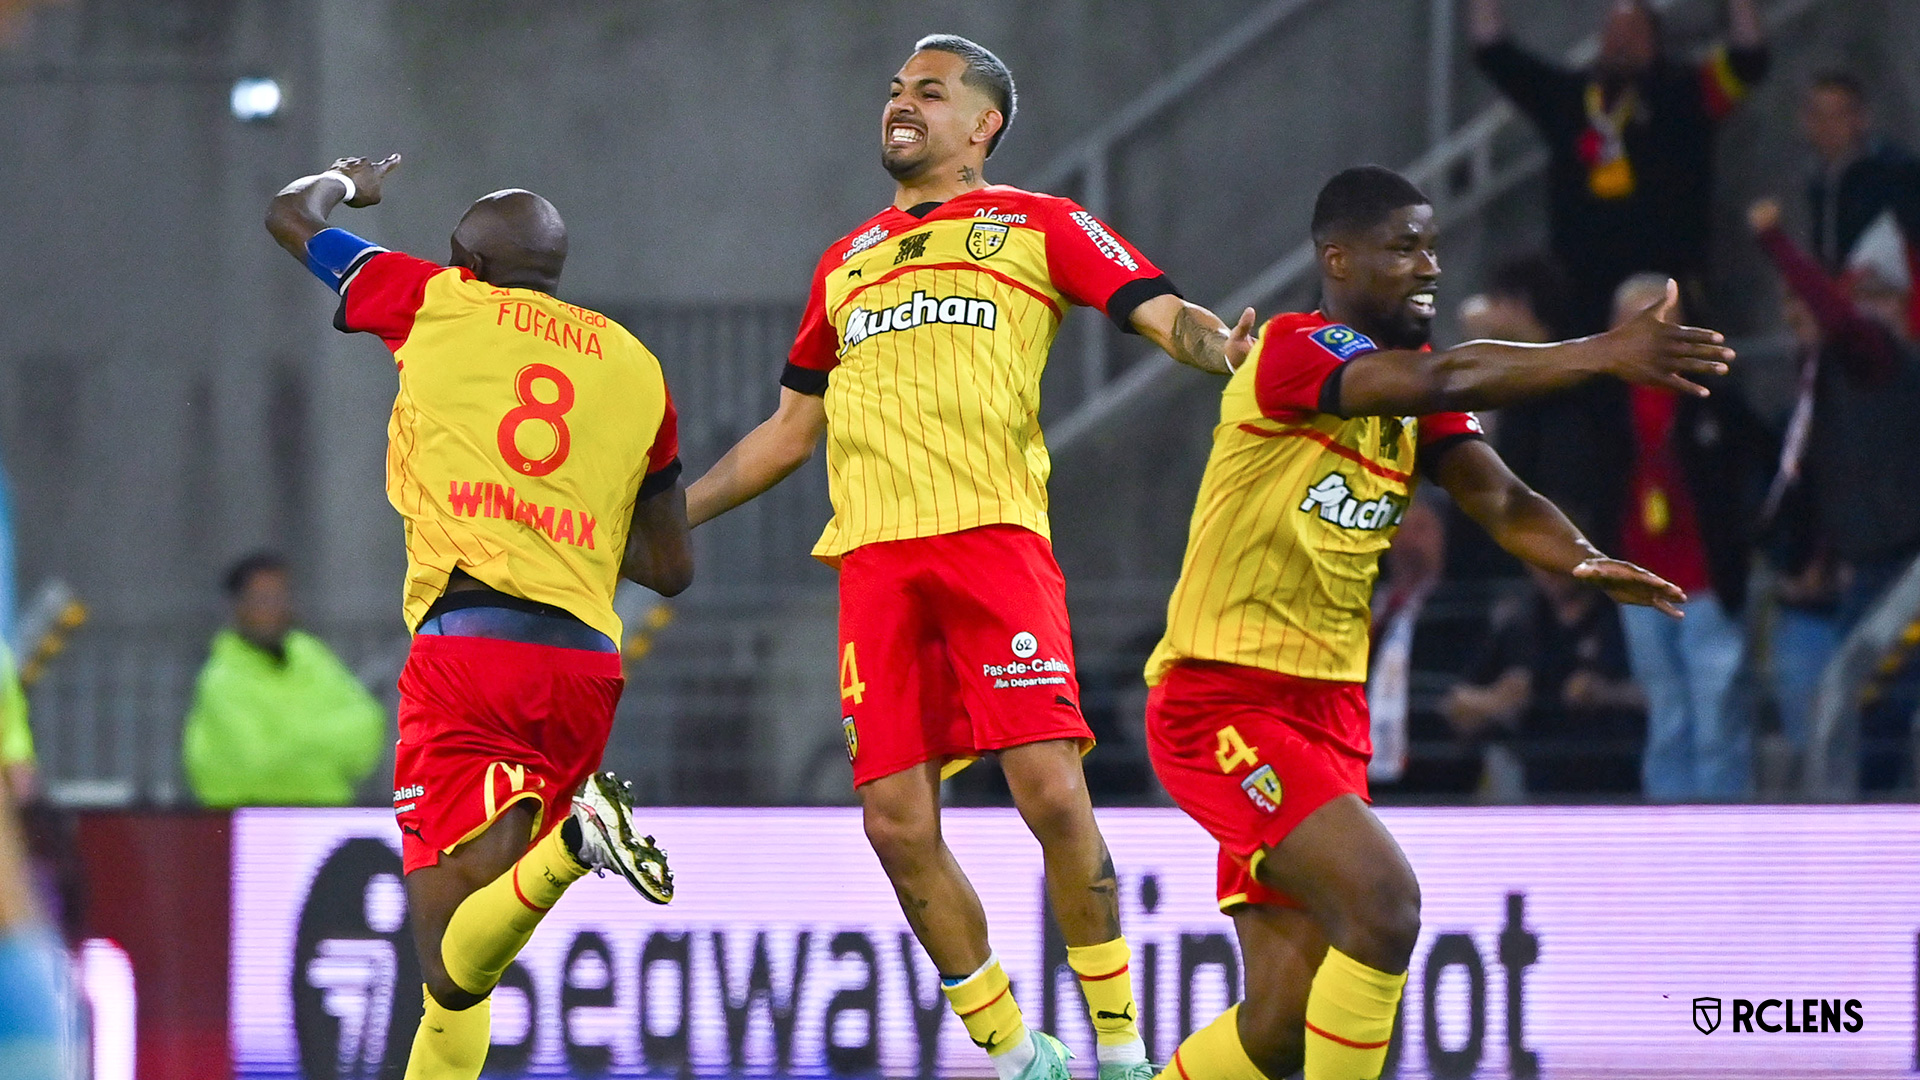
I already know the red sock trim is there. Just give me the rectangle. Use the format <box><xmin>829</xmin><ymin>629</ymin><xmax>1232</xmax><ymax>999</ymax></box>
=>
<box><xmin>957</xmin><ymin>985</ymin><xmax>1011</xmax><ymax>1018</ymax></box>
<box><xmin>1077</xmin><ymin>963</ymin><xmax>1130</xmax><ymax>982</ymax></box>
<box><xmin>509</xmin><ymin>865</ymin><xmax>551</xmax><ymax>913</ymax></box>
<box><xmin>1303</xmin><ymin>1019</ymin><xmax>1389</xmax><ymax>1050</ymax></box>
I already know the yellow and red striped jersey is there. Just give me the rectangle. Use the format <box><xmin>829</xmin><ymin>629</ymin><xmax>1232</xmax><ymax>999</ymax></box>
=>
<box><xmin>784</xmin><ymin>185</ymin><xmax>1176</xmax><ymax>560</ymax></box>
<box><xmin>1146</xmin><ymin>312</ymin><xmax>1482</xmax><ymax>685</ymax></box>
<box><xmin>337</xmin><ymin>249</ymin><xmax>680</xmax><ymax>642</ymax></box>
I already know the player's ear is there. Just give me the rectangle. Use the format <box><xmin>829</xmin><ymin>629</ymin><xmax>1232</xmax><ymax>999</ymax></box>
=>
<box><xmin>974</xmin><ymin>108</ymin><xmax>1003</xmax><ymax>149</ymax></box>
<box><xmin>1320</xmin><ymin>242</ymin><xmax>1349</xmax><ymax>282</ymax></box>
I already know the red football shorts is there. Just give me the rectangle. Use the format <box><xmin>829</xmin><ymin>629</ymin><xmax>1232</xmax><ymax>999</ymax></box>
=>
<box><xmin>837</xmin><ymin>524</ymin><xmax>1092</xmax><ymax>787</ymax></box>
<box><xmin>1146</xmin><ymin>659</ymin><xmax>1370</xmax><ymax>910</ymax></box>
<box><xmin>393</xmin><ymin>634</ymin><xmax>624</xmax><ymax>873</ymax></box>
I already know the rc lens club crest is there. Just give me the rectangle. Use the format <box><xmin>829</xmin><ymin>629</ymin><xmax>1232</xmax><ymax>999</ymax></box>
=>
<box><xmin>1694</xmin><ymin>997</ymin><xmax>1721</xmax><ymax>1034</ymax></box>
<box><xmin>967</xmin><ymin>221</ymin><xmax>1008</xmax><ymax>259</ymax></box>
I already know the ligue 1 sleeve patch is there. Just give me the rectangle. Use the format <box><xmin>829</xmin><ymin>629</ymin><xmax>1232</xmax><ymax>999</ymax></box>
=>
<box><xmin>1307</xmin><ymin>324</ymin><xmax>1378</xmax><ymax>361</ymax></box>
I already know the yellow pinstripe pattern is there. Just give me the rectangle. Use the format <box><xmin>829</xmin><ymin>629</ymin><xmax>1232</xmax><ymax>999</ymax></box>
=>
<box><xmin>1146</xmin><ymin>341</ymin><xmax>1421</xmax><ymax>686</ymax></box>
<box><xmin>813</xmin><ymin>221</ymin><xmax>1067</xmax><ymax>559</ymax></box>
<box><xmin>384</xmin><ymin>271</ymin><xmax>669</xmax><ymax>641</ymax></box>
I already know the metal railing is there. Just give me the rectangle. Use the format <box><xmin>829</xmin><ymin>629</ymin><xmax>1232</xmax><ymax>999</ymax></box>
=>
<box><xmin>1804</xmin><ymin>554</ymin><xmax>1920</xmax><ymax>798</ymax></box>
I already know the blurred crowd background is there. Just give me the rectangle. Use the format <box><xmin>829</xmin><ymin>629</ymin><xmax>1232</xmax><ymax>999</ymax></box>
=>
<box><xmin>2</xmin><ymin>0</ymin><xmax>1920</xmax><ymax>830</ymax></box>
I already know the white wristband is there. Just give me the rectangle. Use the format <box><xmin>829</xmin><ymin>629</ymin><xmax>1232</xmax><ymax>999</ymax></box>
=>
<box><xmin>317</xmin><ymin>169</ymin><xmax>357</xmax><ymax>204</ymax></box>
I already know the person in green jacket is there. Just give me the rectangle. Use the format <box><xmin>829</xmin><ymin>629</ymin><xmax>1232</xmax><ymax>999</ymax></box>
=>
<box><xmin>0</xmin><ymin>644</ymin><xmax>33</xmax><ymax>806</ymax></box>
<box><xmin>183</xmin><ymin>553</ymin><xmax>387</xmax><ymax>806</ymax></box>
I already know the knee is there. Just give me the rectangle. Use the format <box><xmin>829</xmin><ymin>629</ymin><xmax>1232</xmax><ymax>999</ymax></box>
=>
<box><xmin>1367</xmin><ymin>864</ymin><xmax>1428</xmax><ymax>968</ymax></box>
<box><xmin>862</xmin><ymin>799</ymin><xmax>940</xmax><ymax>872</ymax></box>
<box><xmin>1321</xmin><ymin>863</ymin><xmax>1420</xmax><ymax>973</ymax></box>
<box><xmin>1009</xmin><ymin>770</ymin><xmax>1091</xmax><ymax>846</ymax></box>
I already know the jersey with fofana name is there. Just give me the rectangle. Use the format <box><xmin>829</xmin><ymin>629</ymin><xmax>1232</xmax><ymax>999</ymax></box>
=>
<box><xmin>331</xmin><ymin>241</ymin><xmax>680</xmax><ymax>642</ymax></box>
<box><xmin>782</xmin><ymin>185</ymin><xmax>1177</xmax><ymax>560</ymax></box>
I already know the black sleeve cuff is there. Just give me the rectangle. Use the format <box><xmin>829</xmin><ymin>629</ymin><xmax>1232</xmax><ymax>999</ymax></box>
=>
<box><xmin>780</xmin><ymin>362</ymin><xmax>830</xmax><ymax>396</ymax></box>
<box><xmin>638</xmin><ymin>458</ymin><xmax>684</xmax><ymax>500</ymax></box>
<box><xmin>333</xmin><ymin>293</ymin><xmax>352</xmax><ymax>334</ymax></box>
<box><xmin>1317</xmin><ymin>364</ymin><xmax>1350</xmax><ymax>418</ymax></box>
<box><xmin>1418</xmin><ymin>433</ymin><xmax>1484</xmax><ymax>479</ymax></box>
<box><xmin>1105</xmin><ymin>275</ymin><xmax>1181</xmax><ymax>334</ymax></box>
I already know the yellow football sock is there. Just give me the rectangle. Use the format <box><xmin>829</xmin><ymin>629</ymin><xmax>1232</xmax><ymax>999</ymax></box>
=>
<box><xmin>1068</xmin><ymin>936</ymin><xmax>1146</xmax><ymax>1059</ymax></box>
<box><xmin>1157</xmin><ymin>1004</ymin><xmax>1267</xmax><ymax>1080</ymax></box>
<box><xmin>1303</xmin><ymin>947</ymin><xmax>1405</xmax><ymax>1080</ymax></box>
<box><xmin>403</xmin><ymin>986</ymin><xmax>490</xmax><ymax>1080</ymax></box>
<box><xmin>440</xmin><ymin>821</ymin><xmax>587</xmax><ymax>996</ymax></box>
<box><xmin>941</xmin><ymin>953</ymin><xmax>1030</xmax><ymax>1060</ymax></box>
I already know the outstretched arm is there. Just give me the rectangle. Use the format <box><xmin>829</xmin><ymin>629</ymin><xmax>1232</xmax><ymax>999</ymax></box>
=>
<box><xmin>1436</xmin><ymin>438</ymin><xmax>1685</xmax><ymax>618</ymax></box>
<box><xmin>621</xmin><ymin>483</ymin><xmax>693</xmax><ymax>596</ymax></box>
<box><xmin>1333</xmin><ymin>279</ymin><xmax>1732</xmax><ymax>417</ymax></box>
<box><xmin>1748</xmin><ymin>198</ymin><xmax>1897</xmax><ymax>384</ymax></box>
<box><xmin>686</xmin><ymin>388</ymin><xmax>827</xmax><ymax>526</ymax></box>
<box><xmin>264</xmin><ymin>154</ymin><xmax>402</xmax><ymax>261</ymax></box>
<box><xmin>1128</xmin><ymin>293</ymin><xmax>1258</xmax><ymax>376</ymax></box>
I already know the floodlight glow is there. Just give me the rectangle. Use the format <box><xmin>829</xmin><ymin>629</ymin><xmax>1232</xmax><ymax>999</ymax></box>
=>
<box><xmin>230</xmin><ymin>77</ymin><xmax>282</xmax><ymax>122</ymax></box>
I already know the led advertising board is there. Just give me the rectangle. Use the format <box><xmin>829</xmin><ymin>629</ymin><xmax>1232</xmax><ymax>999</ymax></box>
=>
<box><xmin>232</xmin><ymin>806</ymin><xmax>1919</xmax><ymax>1078</ymax></box>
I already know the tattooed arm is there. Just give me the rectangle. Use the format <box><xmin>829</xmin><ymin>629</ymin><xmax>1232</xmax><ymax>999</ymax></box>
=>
<box><xmin>1128</xmin><ymin>293</ymin><xmax>1258</xmax><ymax>376</ymax></box>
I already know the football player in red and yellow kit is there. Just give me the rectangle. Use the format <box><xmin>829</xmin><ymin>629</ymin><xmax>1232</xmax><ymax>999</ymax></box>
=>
<box><xmin>267</xmin><ymin>155</ymin><xmax>693</xmax><ymax>1080</ymax></box>
<box><xmin>1146</xmin><ymin>166</ymin><xmax>1735</xmax><ymax>1080</ymax></box>
<box><xmin>688</xmin><ymin>35</ymin><xmax>1256</xmax><ymax>1080</ymax></box>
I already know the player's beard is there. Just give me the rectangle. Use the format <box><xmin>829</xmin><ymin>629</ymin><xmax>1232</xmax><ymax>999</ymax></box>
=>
<box><xmin>1361</xmin><ymin>295</ymin><xmax>1433</xmax><ymax>351</ymax></box>
<box><xmin>881</xmin><ymin>143</ymin><xmax>933</xmax><ymax>182</ymax></box>
<box><xmin>1378</xmin><ymin>314</ymin><xmax>1434</xmax><ymax>351</ymax></box>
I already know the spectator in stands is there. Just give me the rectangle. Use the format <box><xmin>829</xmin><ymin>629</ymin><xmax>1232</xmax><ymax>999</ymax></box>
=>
<box><xmin>1801</xmin><ymin>72</ymin><xmax>1920</xmax><ymax>315</ymax></box>
<box><xmin>1609</xmin><ymin>273</ymin><xmax>1768</xmax><ymax>799</ymax></box>
<box><xmin>0</xmin><ymin>645</ymin><xmax>32</xmax><ymax>806</ymax></box>
<box><xmin>1751</xmin><ymin>197</ymin><xmax>1920</xmax><ymax>789</ymax></box>
<box><xmin>1471</xmin><ymin>253</ymin><xmax>1634</xmax><ymax>548</ymax></box>
<box><xmin>182</xmin><ymin>552</ymin><xmax>386</xmax><ymax>807</ymax></box>
<box><xmin>1443</xmin><ymin>566</ymin><xmax>1645</xmax><ymax>797</ymax></box>
<box><xmin>1468</xmin><ymin>0</ymin><xmax>1767</xmax><ymax>333</ymax></box>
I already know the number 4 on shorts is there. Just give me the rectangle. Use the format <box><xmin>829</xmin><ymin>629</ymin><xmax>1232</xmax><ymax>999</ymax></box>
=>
<box><xmin>840</xmin><ymin>642</ymin><xmax>867</xmax><ymax>705</ymax></box>
<box><xmin>1215</xmin><ymin>724</ymin><xmax>1260</xmax><ymax>773</ymax></box>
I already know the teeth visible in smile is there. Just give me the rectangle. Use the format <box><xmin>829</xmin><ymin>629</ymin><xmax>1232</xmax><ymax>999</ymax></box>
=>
<box><xmin>889</xmin><ymin>126</ymin><xmax>921</xmax><ymax>144</ymax></box>
<box><xmin>1410</xmin><ymin>292</ymin><xmax>1435</xmax><ymax>307</ymax></box>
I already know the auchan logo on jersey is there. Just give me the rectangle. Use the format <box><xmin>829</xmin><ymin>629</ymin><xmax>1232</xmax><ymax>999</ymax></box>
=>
<box><xmin>1299</xmin><ymin>471</ymin><xmax>1405</xmax><ymax>531</ymax></box>
<box><xmin>841</xmin><ymin>291</ymin><xmax>998</xmax><ymax>351</ymax></box>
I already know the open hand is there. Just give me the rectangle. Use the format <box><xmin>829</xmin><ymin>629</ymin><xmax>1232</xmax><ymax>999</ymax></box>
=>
<box><xmin>1226</xmin><ymin>307</ymin><xmax>1259</xmax><ymax>372</ymax></box>
<box><xmin>1599</xmin><ymin>278</ymin><xmax>1734</xmax><ymax>397</ymax></box>
<box><xmin>329</xmin><ymin>154</ymin><xmax>402</xmax><ymax>207</ymax></box>
<box><xmin>1572</xmin><ymin>556</ymin><xmax>1687</xmax><ymax>618</ymax></box>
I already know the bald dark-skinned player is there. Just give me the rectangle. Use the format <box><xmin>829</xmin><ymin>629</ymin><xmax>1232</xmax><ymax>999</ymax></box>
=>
<box><xmin>1145</xmin><ymin>167</ymin><xmax>1733</xmax><ymax>1080</ymax></box>
<box><xmin>266</xmin><ymin>155</ymin><xmax>692</xmax><ymax>1080</ymax></box>
<box><xmin>688</xmin><ymin>35</ymin><xmax>1255</xmax><ymax>1080</ymax></box>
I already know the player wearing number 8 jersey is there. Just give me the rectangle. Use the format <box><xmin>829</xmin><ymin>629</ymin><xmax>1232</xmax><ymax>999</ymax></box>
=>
<box><xmin>1146</xmin><ymin>167</ymin><xmax>1735</xmax><ymax>1080</ymax></box>
<box><xmin>266</xmin><ymin>155</ymin><xmax>693</xmax><ymax>1080</ymax></box>
<box><xmin>688</xmin><ymin>35</ymin><xmax>1256</xmax><ymax>1080</ymax></box>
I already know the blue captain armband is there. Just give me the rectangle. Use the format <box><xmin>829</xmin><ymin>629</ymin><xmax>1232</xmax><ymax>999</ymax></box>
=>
<box><xmin>305</xmin><ymin>227</ymin><xmax>387</xmax><ymax>293</ymax></box>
